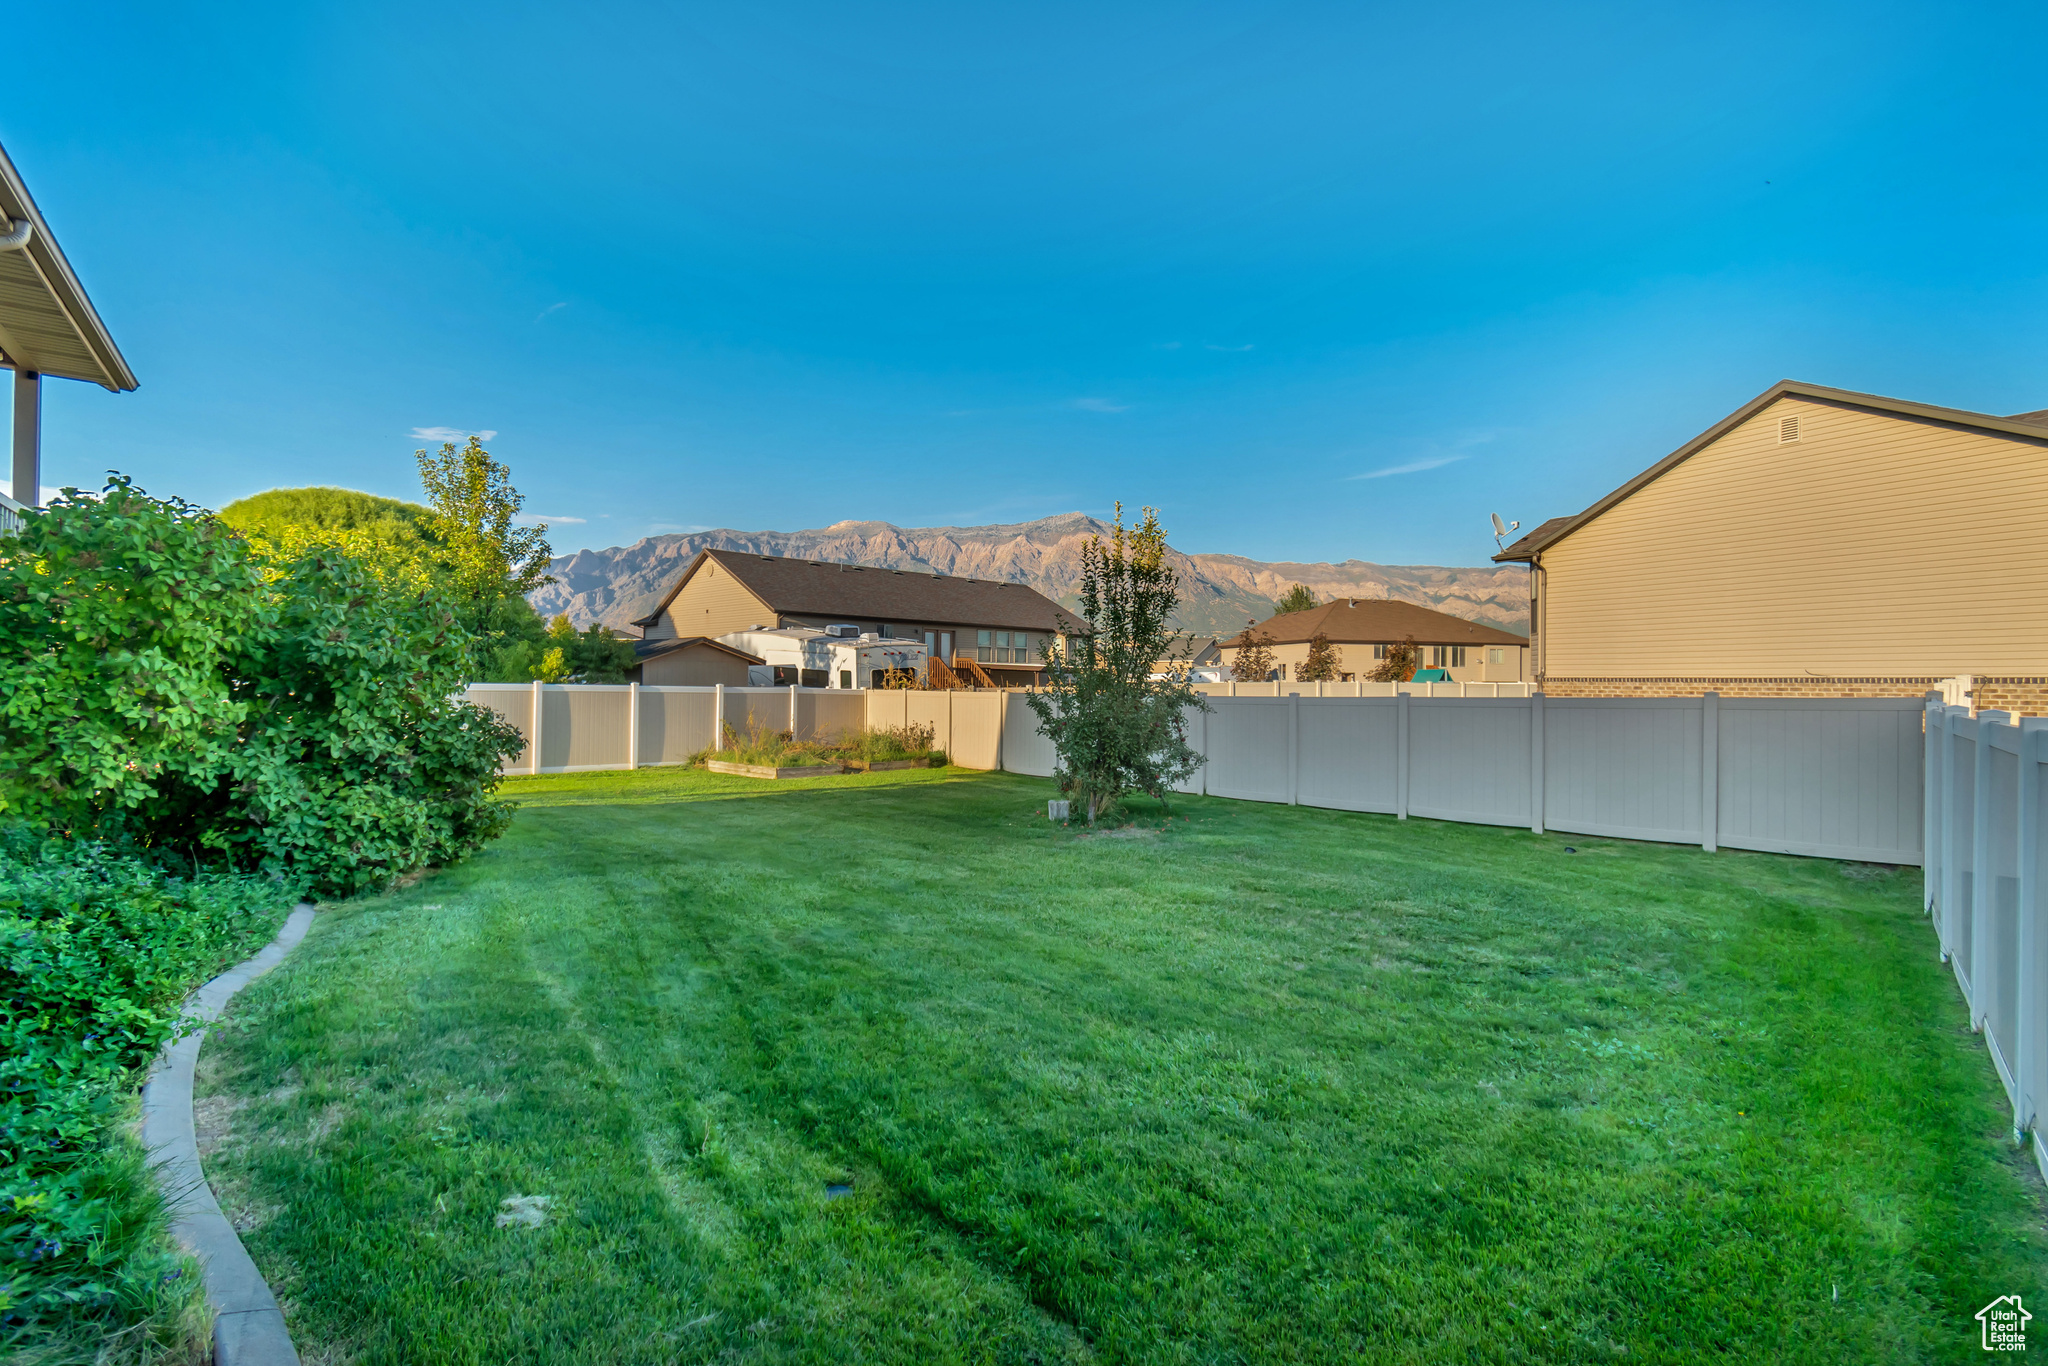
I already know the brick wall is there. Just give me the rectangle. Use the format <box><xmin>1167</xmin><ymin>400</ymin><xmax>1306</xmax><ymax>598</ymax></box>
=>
<box><xmin>1538</xmin><ymin>676</ymin><xmax>2048</xmax><ymax>715</ymax></box>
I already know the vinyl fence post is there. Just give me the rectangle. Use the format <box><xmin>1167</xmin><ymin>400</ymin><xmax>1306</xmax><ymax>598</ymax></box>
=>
<box><xmin>1973</xmin><ymin>714</ymin><xmax>1995</xmax><ymax>1029</ymax></box>
<box><xmin>627</xmin><ymin>682</ymin><xmax>640</xmax><ymax>770</ymax></box>
<box><xmin>996</xmin><ymin>689</ymin><xmax>1008</xmax><ymax>773</ymax></box>
<box><xmin>530</xmin><ymin>678</ymin><xmax>543</xmax><ymax>776</ymax></box>
<box><xmin>1529</xmin><ymin>691</ymin><xmax>1545</xmax><ymax>834</ymax></box>
<box><xmin>1195</xmin><ymin>698</ymin><xmax>1208</xmax><ymax>796</ymax></box>
<box><xmin>714</xmin><ymin>683</ymin><xmax>726</xmax><ymax>751</ymax></box>
<box><xmin>1288</xmin><ymin>693</ymin><xmax>1300</xmax><ymax>806</ymax></box>
<box><xmin>1941</xmin><ymin>707</ymin><xmax>1959</xmax><ymax>961</ymax></box>
<box><xmin>2016</xmin><ymin>723</ymin><xmax>2045</xmax><ymax>1141</ymax></box>
<box><xmin>1925</xmin><ymin>695</ymin><xmax>1943</xmax><ymax>913</ymax></box>
<box><xmin>1700</xmin><ymin>691</ymin><xmax>1719</xmax><ymax>853</ymax></box>
<box><xmin>789</xmin><ymin>683</ymin><xmax>800</xmax><ymax>739</ymax></box>
<box><xmin>1396</xmin><ymin>690</ymin><xmax>1410</xmax><ymax>821</ymax></box>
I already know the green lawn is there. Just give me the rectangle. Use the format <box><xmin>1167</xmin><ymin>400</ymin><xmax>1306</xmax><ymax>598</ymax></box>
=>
<box><xmin>198</xmin><ymin>765</ymin><xmax>2044</xmax><ymax>1364</ymax></box>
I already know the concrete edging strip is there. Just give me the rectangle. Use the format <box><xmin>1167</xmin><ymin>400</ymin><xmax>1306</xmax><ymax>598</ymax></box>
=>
<box><xmin>141</xmin><ymin>903</ymin><xmax>317</xmax><ymax>1366</ymax></box>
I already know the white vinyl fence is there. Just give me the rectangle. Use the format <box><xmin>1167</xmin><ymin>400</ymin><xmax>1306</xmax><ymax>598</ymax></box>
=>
<box><xmin>469</xmin><ymin>683</ymin><xmax>1927</xmax><ymax>866</ymax></box>
<box><xmin>463</xmin><ymin>682</ymin><xmax>1008</xmax><ymax>774</ymax></box>
<box><xmin>1924</xmin><ymin>702</ymin><xmax>2048</xmax><ymax>1179</ymax></box>
<box><xmin>1004</xmin><ymin>690</ymin><xmax>1926</xmax><ymax>864</ymax></box>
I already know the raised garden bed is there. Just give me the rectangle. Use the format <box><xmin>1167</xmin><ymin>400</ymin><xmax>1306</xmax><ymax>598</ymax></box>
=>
<box><xmin>705</xmin><ymin>759</ymin><xmax>846</xmax><ymax>780</ymax></box>
<box><xmin>847</xmin><ymin>757</ymin><xmax>935</xmax><ymax>772</ymax></box>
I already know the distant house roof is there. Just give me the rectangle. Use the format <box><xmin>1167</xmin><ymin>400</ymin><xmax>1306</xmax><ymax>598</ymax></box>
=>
<box><xmin>0</xmin><ymin>141</ymin><xmax>135</xmax><ymax>391</ymax></box>
<box><xmin>630</xmin><ymin>549</ymin><xmax>1078</xmax><ymax>633</ymax></box>
<box><xmin>1225</xmin><ymin>599</ymin><xmax>1525</xmax><ymax>648</ymax></box>
<box><xmin>634</xmin><ymin>635</ymin><xmax>763</xmax><ymax>665</ymax></box>
<box><xmin>1494</xmin><ymin>379</ymin><xmax>2048</xmax><ymax>563</ymax></box>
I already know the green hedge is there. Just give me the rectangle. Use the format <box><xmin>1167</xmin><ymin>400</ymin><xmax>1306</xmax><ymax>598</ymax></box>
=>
<box><xmin>0</xmin><ymin>840</ymin><xmax>293</xmax><ymax>1356</ymax></box>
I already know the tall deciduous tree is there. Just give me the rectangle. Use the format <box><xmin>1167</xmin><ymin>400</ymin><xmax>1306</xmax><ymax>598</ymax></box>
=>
<box><xmin>1025</xmin><ymin>504</ymin><xmax>1205</xmax><ymax>824</ymax></box>
<box><xmin>414</xmin><ymin>437</ymin><xmax>554</xmax><ymax>637</ymax></box>
<box><xmin>1231</xmin><ymin>621</ymin><xmax>1278</xmax><ymax>682</ymax></box>
<box><xmin>1274</xmin><ymin>583</ymin><xmax>1318</xmax><ymax>615</ymax></box>
<box><xmin>1297</xmin><ymin>631</ymin><xmax>1343</xmax><ymax>682</ymax></box>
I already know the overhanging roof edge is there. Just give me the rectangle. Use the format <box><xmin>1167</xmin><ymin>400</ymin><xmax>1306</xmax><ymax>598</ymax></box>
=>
<box><xmin>0</xmin><ymin>141</ymin><xmax>137</xmax><ymax>391</ymax></box>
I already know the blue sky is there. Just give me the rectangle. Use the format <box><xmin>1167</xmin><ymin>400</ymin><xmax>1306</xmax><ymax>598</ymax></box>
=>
<box><xmin>8</xmin><ymin>2</ymin><xmax>2047</xmax><ymax>564</ymax></box>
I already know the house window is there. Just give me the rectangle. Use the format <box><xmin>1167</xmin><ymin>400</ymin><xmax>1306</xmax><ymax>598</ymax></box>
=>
<box><xmin>1451</xmin><ymin>646</ymin><xmax>1466</xmax><ymax>667</ymax></box>
<box><xmin>1487</xmin><ymin>647</ymin><xmax>1505</xmax><ymax>665</ymax></box>
<box><xmin>1373</xmin><ymin>644</ymin><xmax>1387</xmax><ymax>660</ymax></box>
<box><xmin>1429</xmin><ymin>646</ymin><xmax>1447</xmax><ymax>667</ymax></box>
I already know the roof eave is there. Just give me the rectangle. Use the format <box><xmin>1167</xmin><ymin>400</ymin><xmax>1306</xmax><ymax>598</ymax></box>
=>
<box><xmin>0</xmin><ymin>143</ymin><xmax>136</xmax><ymax>392</ymax></box>
<box><xmin>1497</xmin><ymin>379</ymin><xmax>2048</xmax><ymax>561</ymax></box>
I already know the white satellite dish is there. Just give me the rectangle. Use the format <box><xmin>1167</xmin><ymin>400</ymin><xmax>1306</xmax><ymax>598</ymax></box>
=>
<box><xmin>1490</xmin><ymin>513</ymin><xmax>1520</xmax><ymax>550</ymax></box>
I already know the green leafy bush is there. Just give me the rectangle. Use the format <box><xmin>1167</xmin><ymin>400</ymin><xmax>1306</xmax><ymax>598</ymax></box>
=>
<box><xmin>0</xmin><ymin>840</ymin><xmax>292</xmax><ymax>1355</ymax></box>
<box><xmin>155</xmin><ymin>549</ymin><xmax>527</xmax><ymax>895</ymax></box>
<box><xmin>0</xmin><ymin>478</ymin><xmax>267</xmax><ymax>831</ymax></box>
<box><xmin>0</xmin><ymin>481</ymin><xmax>529</xmax><ymax>897</ymax></box>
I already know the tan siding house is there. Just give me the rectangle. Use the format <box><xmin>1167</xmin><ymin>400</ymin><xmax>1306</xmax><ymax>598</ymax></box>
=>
<box><xmin>1221</xmin><ymin>599</ymin><xmax>1528</xmax><ymax>683</ymax></box>
<box><xmin>1496</xmin><ymin>380</ymin><xmax>2048</xmax><ymax>708</ymax></box>
<box><xmin>632</xmin><ymin>549</ymin><xmax>1078</xmax><ymax>687</ymax></box>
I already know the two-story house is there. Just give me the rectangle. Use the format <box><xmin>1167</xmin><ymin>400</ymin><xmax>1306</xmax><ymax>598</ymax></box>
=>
<box><xmin>628</xmin><ymin>549</ymin><xmax>1077</xmax><ymax>687</ymax></box>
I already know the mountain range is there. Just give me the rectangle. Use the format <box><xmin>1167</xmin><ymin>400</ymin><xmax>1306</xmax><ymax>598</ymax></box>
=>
<box><xmin>528</xmin><ymin>513</ymin><xmax>1531</xmax><ymax>640</ymax></box>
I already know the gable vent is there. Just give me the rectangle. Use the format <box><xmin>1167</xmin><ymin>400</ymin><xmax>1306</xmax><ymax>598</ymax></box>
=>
<box><xmin>1779</xmin><ymin>415</ymin><xmax>1801</xmax><ymax>444</ymax></box>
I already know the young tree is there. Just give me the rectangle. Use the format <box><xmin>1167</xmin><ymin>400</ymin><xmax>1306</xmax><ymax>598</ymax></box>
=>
<box><xmin>1274</xmin><ymin>583</ymin><xmax>1318</xmax><ymax>615</ymax></box>
<box><xmin>1296</xmin><ymin>631</ymin><xmax>1343</xmax><ymax>682</ymax></box>
<box><xmin>415</xmin><ymin>437</ymin><xmax>554</xmax><ymax>638</ymax></box>
<box><xmin>1368</xmin><ymin>634</ymin><xmax>1420</xmax><ymax>682</ymax></box>
<box><xmin>1231</xmin><ymin>621</ymin><xmax>1278</xmax><ymax>682</ymax></box>
<box><xmin>1025</xmin><ymin>504</ymin><xmax>1206</xmax><ymax>824</ymax></box>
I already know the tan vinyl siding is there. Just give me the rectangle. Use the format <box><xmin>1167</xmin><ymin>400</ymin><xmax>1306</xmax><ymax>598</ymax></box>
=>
<box><xmin>1540</xmin><ymin>396</ymin><xmax>2048</xmax><ymax>676</ymax></box>
<box><xmin>658</xmin><ymin>562</ymin><xmax>777</xmax><ymax>640</ymax></box>
<box><xmin>638</xmin><ymin>644</ymin><xmax>755</xmax><ymax>687</ymax></box>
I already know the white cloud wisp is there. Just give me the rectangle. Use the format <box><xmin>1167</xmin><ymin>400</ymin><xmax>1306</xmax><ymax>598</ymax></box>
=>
<box><xmin>409</xmin><ymin>427</ymin><xmax>499</xmax><ymax>444</ymax></box>
<box><xmin>1345</xmin><ymin>455</ymin><xmax>1466</xmax><ymax>481</ymax></box>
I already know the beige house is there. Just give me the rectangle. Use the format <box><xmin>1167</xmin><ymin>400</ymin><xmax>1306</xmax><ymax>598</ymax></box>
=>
<box><xmin>631</xmin><ymin>549</ymin><xmax>1076</xmax><ymax>687</ymax></box>
<box><xmin>1221</xmin><ymin>599</ymin><xmax>1528</xmax><ymax>683</ymax></box>
<box><xmin>1494</xmin><ymin>379</ymin><xmax>2048</xmax><ymax>708</ymax></box>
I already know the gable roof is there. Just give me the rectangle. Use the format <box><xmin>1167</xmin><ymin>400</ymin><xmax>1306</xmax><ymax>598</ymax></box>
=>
<box><xmin>0</xmin><ymin>141</ymin><xmax>135</xmax><ymax>391</ymax></box>
<box><xmin>630</xmin><ymin>549</ymin><xmax>1078</xmax><ymax>632</ymax></box>
<box><xmin>1494</xmin><ymin>379</ymin><xmax>2048</xmax><ymax>563</ymax></box>
<box><xmin>1225</xmin><ymin>598</ymin><xmax>1525</xmax><ymax>648</ymax></box>
<box><xmin>634</xmin><ymin>635</ymin><xmax>763</xmax><ymax>665</ymax></box>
